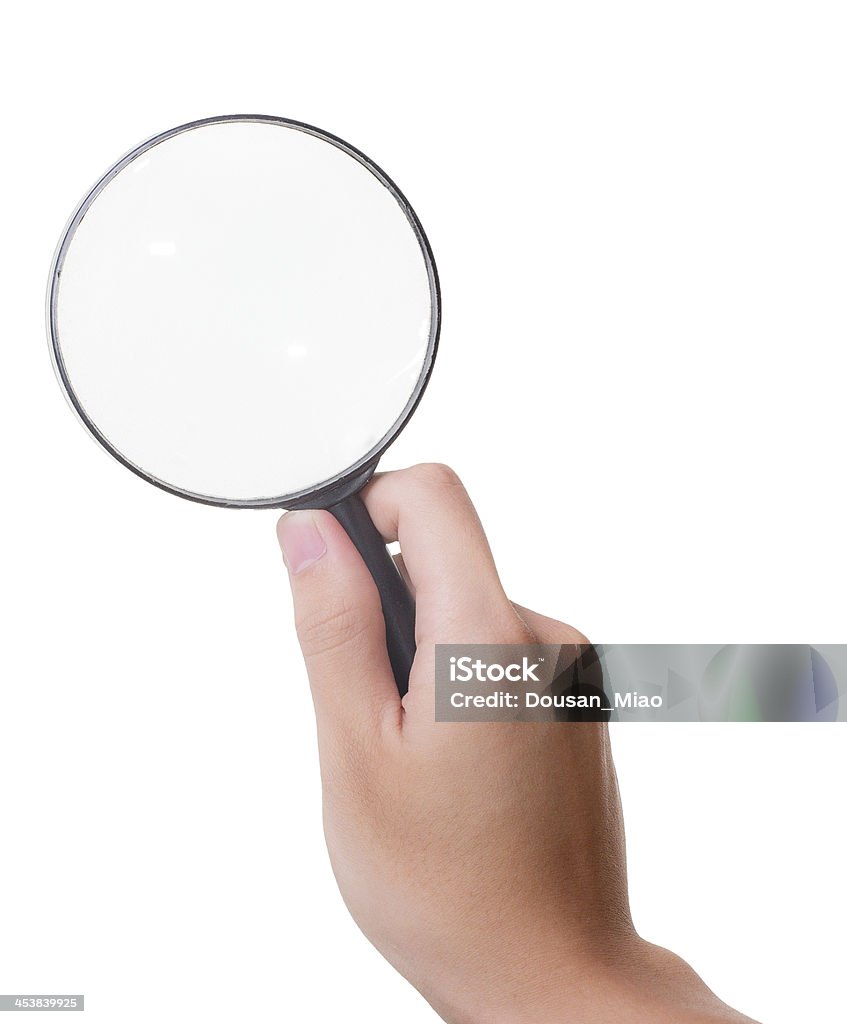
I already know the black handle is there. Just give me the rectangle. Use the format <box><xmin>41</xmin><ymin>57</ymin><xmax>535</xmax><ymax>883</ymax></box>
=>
<box><xmin>328</xmin><ymin>491</ymin><xmax>416</xmax><ymax>697</ymax></box>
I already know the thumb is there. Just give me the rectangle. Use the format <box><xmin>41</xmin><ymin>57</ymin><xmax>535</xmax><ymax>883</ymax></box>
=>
<box><xmin>277</xmin><ymin>509</ymin><xmax>401</xmax><ymax>736</ymax></box>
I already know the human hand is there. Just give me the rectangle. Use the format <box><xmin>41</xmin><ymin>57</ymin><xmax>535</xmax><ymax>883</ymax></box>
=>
<box><xmin>277</xmin><ymin>465</ymin><xmax>758</xmax><ymax>1024</ymax></box>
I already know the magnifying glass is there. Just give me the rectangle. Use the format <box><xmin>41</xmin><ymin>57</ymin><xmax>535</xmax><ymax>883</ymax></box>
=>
<box><xmin>47</xmin><ymin>115</ymin><xmax>440</xmax><ymax>697</ymax></box>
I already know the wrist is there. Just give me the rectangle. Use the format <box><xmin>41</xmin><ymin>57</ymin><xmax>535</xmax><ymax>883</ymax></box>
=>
<box><xmin>435</xmin><ymin>933</ymin><xmax>756</xmax><ymax>1024</ymax></box>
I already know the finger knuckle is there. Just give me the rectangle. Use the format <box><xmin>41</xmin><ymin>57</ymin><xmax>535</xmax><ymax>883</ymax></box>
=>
<box><xmin>553</xmin><ymin>623</ymin><xmax>591</xmax><ymax>648</ymax></box>
<box><xmin>409</xmin><ymin>462</ymin><xmax>463</xmax><ymax>494</ymax></box>
<box><xmin>571</xmin><ymin>628</ymin><xmax>591</xmax><ymax>648</ymax></box>
<box><xmin>295</xmin><ymin>599</ymin><xmax>370</xmax><ymax>660</ymax></box>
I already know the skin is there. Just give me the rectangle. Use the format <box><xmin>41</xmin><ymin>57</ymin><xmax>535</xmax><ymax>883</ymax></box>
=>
<box><xmin>277</xmin><ymin>464</ymin><xmax>760</xmax><ymax>1024</ymax></box>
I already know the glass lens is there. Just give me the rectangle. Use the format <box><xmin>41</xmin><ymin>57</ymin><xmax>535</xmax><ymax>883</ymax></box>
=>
<box><xmin>52</xmin><ymin>120</ymin><xmax>434</xmax><ymax>503</ymax></box>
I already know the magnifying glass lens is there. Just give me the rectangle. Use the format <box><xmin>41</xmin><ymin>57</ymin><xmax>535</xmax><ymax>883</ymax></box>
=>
<box><xmin>53</xmin><ymin>120</ymin><xmax>434</xmax><ymax>503</ymax></box>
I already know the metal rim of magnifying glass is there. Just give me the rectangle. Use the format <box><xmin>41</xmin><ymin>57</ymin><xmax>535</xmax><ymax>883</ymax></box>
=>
<box><xmin>46</xmin><ymin>114</ymin><xmax>441</xmax><ymax>511</ymax></box>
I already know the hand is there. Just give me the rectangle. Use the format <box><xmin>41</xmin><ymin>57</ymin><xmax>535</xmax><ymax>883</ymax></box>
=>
<box><xmin>277</xmin><ymin>464</ymin><xmax>758</xmax><ymax>1024</ymax></box>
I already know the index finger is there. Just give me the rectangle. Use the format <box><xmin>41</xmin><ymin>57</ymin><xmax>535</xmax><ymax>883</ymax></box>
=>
<box><xmin>362</xmin><ymin>464</ymin><xmax>528</xmax><ymax>644</ymax></box>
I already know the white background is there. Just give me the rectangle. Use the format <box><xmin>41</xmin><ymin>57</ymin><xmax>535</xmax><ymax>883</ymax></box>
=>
<box><xmin>1</xmin><ymin>3</ymin><xmax>845</xmax><ymax>1021</ymax></box>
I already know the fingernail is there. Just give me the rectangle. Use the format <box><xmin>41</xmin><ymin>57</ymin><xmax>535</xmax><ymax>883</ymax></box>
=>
<box><xmin>277</xmin><ymin>512</ymin><xmax>327</xmax><ymax>575</ymax></box>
